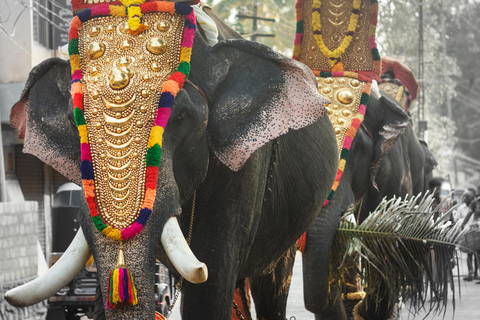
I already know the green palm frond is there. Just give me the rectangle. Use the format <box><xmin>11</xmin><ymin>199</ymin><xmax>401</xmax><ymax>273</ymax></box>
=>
<box><xmin>330</xmin><ymin>192</ymin><xmax>462</xmax><ymax>314</ymax></box>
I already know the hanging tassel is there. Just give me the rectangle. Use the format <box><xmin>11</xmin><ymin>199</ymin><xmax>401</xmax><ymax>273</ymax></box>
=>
<box><xmin>106</xmin><ymin>244</ymin><xmax>138</xmax><ymax>309</ymax></box>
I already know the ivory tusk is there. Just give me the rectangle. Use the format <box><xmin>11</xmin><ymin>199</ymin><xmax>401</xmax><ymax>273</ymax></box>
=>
<box><xmin>5</xmin><ymin>228</ymin><xmax>91</xmax><ymax>307</ymax></box>
<box><xmin>161</xmin><ymin>217</ymin><xmax>208</xmax><ymax>284</ymax></box>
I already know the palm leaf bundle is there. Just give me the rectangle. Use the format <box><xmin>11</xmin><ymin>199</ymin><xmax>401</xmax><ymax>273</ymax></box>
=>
<box><xmin>329</xmin><ymin>192</ymin><xmax>462</xmax><ymax>315</ymax></box>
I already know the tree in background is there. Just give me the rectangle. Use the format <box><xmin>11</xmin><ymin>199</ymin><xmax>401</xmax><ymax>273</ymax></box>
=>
<box><xmin>205</xmin><ymin>0</ymin><xmax>296</xmax><ymax>54</ymax></box>
<box><xmin>446</xmin><ymin>2</ymin><xmax>480</xmax><ymax>163</ymax></box>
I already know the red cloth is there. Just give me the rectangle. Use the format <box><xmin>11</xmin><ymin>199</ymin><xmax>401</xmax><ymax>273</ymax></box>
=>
<box><xmin>232</xmin><ymin>279</ymin><xmax>251</xmax><ymax>320</ymax></box>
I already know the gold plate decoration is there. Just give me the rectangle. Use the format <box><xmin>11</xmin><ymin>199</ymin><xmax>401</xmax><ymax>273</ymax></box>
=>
<box><xmin>79</xmin><ymin>12</ymin><xmax>184</xmax><ymax>229</ymax></box>
<box><xmin>69</xmin><ymin>1</ymin><xmax>196</xmax><ymax>238</ymax></box>
<box><xmin>318</xmin><ymin>76</ymin><xmax>366</xmax><ymax>158</ymax></box>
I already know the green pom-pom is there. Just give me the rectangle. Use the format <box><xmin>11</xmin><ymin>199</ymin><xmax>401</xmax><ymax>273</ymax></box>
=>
<box><xmin>74</xmin><ymin>108</ymin><xmax>86</xmax><ymax>126</ymax></box>
<box><xmin>93</xmin><ymin>215</ymin><xmax>106</xmax><ymax>231</ymax></box>
<box><xmin>320</xmin><ymin>72</ymin><xmax>332</xmax><ymax>78</ymax></box>
<box><xmin>371</xmin><ymin>48</ymin><xmax>381</xmax><ymax>60</ymax></box>
<box><xmin>340</xmin><ymin>148</ymin><xmax>350</xmax><ymax>160</ymax></box>
<box><xmin>296</xmin><ymin>21</ymin><xmax>304</xmax><ymax>33</ymax></box>
<box><xmin>177</xmin><ymin>61</ymin><xmax>191</xmax><ymax>77</ymax></box>
<box><xmin>146</xmin><ymin>144</ymin><xmax>162</xmax><ymax>167</ymax></box>
<box><xmin>360</xmin><ymin>92</ymin><xmax>370</xmax><ymax>107</ymax></box>
<box><xmin>327</xmin><ymin>189</ymin><xmax>335</xmax><ymax>200</ymax></box>
<box><xmin>68</xmin><ymin>39</ymin><xmax>79</xmax><ymax>56</ymax></box>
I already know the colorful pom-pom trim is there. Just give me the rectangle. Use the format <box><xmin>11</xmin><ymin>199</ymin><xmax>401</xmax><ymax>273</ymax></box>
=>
<box><xmin>68</xmin><ymin>1</ymin><xmax>196</xmax><ymax>243</ymax></box>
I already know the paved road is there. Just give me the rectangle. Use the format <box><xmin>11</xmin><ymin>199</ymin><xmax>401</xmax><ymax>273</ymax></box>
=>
<box><xmin>168</xmin><ymin>251</ymin><xmax>480</xmax><ymax>320</ymax></box>
<box><xmin>80</xmin><ymin>251</ymin><xmax>479</xmax><ymax>319</ymax></box>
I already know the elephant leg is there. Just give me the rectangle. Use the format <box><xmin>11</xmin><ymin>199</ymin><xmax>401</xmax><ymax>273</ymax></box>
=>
<box><xmin>303</xmin><ymin>210</ymin><xmax>347</xmax><ymax>320</ymax></box>
<box><xmin>181</xmin><ymin>270</ymin><xmax>237</xmax><ymax>320</ymax></box>
<box><xmin>250</xmin><ymin>245</ymin><xmax>296</xmax><ymax>320</ymax></box>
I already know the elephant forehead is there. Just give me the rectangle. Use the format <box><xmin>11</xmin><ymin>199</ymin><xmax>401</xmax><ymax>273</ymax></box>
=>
<box><xmin>77</xmin><ymin>13</ymin><xmax>185</xmax><ymax>229</ymax></box>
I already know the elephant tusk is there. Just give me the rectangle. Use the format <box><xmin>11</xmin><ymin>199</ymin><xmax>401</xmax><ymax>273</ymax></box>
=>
<box><xmin>4</xmin><ymin>228</ymin><xmax>91</xmax><ymax>307</ymax></box>
<box><xmin>161</xmin><ymin>217</ymin><xmax>208</xmax><ymax>284</ymax></box>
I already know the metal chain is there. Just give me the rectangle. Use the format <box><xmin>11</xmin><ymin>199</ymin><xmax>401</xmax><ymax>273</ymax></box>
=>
<box><xmin>166</xmin><ymin>191</ymin><xmax>197</xmax><ymax>317</ymax></box>
<box><xmin>232</xmin><ymin>301</ymin><xmax>246</xmax><ymax>320</ymax></box>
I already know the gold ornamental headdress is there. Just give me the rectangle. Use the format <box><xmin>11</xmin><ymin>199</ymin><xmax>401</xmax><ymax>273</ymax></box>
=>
<box><xmin>68</xmin><ymin>0</ymin><xmax>196</xmax><ymax>308</ymax></box>
<box><xmin>292</xmin><ymin>0</ymin><xmax>381</xmax><ymax>76</ymax></box>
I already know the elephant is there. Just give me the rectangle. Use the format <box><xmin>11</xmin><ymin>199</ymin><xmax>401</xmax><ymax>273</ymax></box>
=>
<box><xmin>301</xmin><ymin>90</ymin><xmax>429</xmax><ymax>320</ymax></box>
<box><xmin>5</xmin><ymin>3</ymin><xmax>338</xmax><ymax>320</ymax></box>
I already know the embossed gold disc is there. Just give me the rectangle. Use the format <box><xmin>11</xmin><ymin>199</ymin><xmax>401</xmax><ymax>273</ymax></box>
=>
<box><xmin>79</xmin><ymin>13</ymin><xmax>185</xmax><ymax>229</ymax></box>
<box><xmin>317</xmin><ymin>76</ymin><xmax>366</xmax><ymax>159</ymax></box>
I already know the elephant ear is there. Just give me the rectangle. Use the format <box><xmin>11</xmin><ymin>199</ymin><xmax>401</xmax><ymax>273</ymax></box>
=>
<box><xmin>10</xmin><ymin>57</ymin><xmax>81</xmax><ymax>184</ymax></box>
<box><xmin>369</xmin><ymin>95</ymin><xmax>409</xmax><ymax>187</ymax></box>
<box><xmin>201</xmin><ymin>39</ymin><xmax>329</xmax><ymax>171</ymax></box>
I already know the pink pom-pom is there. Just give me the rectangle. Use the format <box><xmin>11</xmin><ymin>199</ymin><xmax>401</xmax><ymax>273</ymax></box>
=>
<box><xmin>80</xmin><ymin>143</ymin><xmax>92</xmax><ymax>161</ymax></box>
<box><xmin>343</xmin><ymin>135</ymin><xmax>353</xmax><ymax>149</ymax></box>
<box><xmin>293</xmin><ymin>33</ymin><xmax>303</xmax><ymax>45</ymax></box>
<box><xmin>368</xmin><ymin>36</ymin><xmax>377</xmax><ymax>50</ymax></box>
<box><xmin>121</xmin><ymin>222</ymin><xmax>143</xmax><ymax>240</ymax></box>
<box><xmin>72</xmin><ymin>70</ymin><xmax>82</xmax><ymax>81</ymax></box>
<box><xmin>154</xmin><ymin>108</ymin><xmax>171</xmax><ymax>128</ymax></box>
<box><xmin>90</xmin><ymin>5</ymin><xmax>110</xmax><ymax>17</ymax></box>
<box><xmin>358</xmin><ymin>104</ymin><xmax>367</xmax><ymax>115</ymax></box>
<box><xmin>181</xmin><ymin>28</ymin><xmax>195</xmax><ymax>48</ymax></box>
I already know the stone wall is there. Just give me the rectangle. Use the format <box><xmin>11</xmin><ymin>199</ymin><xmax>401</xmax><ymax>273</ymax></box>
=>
<box><xmin>0</xmin><ymin>202</ymin><xmax>47</xmax><ymax>320</ymax></box>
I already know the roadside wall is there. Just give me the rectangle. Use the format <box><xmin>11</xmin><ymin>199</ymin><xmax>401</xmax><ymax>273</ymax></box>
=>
<box><xmin>0</xmin><ymin>201</ymin><xmax>47</xmax><ymax>320</ymax></box>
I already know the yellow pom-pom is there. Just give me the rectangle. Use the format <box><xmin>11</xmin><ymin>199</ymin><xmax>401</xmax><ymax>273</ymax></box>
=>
<box><xmin>148</xmin><ymin>126</ymin><xmax>164</xmax><ymax>148</ymax></box>
<box><xmin>78</xmin><ymin>125</ymin><xmax>88</xmax><ymax>144</ymax></box>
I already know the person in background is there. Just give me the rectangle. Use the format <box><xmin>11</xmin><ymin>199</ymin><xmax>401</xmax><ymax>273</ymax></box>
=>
<box><xmin>454</xmin><ymin>190</ymin><xmax>478</xmax><ymax>281</ymax></box>
<box><xmin>428</xmin><ymin>177</ymin><xmax>451</xmax><ymax>221</ymax></box>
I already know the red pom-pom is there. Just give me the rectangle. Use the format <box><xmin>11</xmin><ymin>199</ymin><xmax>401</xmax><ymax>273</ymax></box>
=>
<box><xmin>73</xmin><ymin>93</ymin><xmax>83</xmax><ymax>109</ymax></box>
<box><xmin>169</xmin><ymin>71</ymin><xmax>186</xmax><ymax>88</ymax></box>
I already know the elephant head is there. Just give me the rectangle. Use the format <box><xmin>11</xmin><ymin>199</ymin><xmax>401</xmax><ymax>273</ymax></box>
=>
<box><xmin>6</xmin><ymin>2</ymin><xmax>338</xmax><ymax>319</ymax></box>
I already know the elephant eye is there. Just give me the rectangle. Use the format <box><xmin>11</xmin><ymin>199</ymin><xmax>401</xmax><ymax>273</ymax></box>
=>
<box><xmin>177</xmin><ymin>110</ymin><xmax>188</xmax><ymax>120</ymax></box>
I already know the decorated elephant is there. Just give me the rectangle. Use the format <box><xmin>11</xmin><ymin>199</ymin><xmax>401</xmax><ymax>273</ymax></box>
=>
<box><xmin>288</xmin><ymin>0</ymin><xmax>435</xmax><ymax>318</ymax></box>
<box><xmin>301</xmin><ymin>64</ymin><xmax>436</xmax><ymax>319</ymax></box>
<box><xmin>5</xmin><ymin>1</ymin><xmax>338</xmax><ymax>319</ymax></box>
<box><xmin>300</xmin><ymin>90</ymin><xmax>426</xmax><ymax>320</ymax></box>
